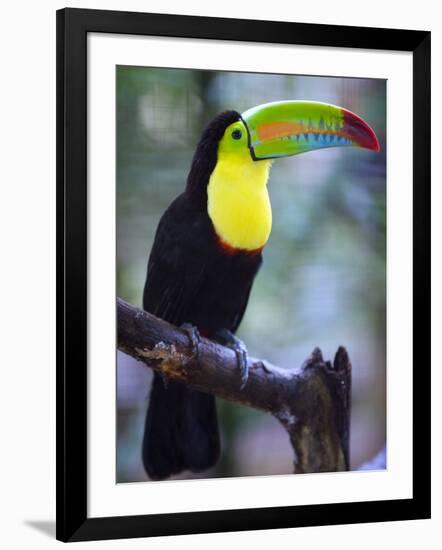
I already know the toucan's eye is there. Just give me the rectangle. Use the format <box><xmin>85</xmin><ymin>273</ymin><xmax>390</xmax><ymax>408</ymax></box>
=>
<box><xmin>231</xmin><ymin>129</ymin><xmax>242</xmax><ymax>140</ymax></box>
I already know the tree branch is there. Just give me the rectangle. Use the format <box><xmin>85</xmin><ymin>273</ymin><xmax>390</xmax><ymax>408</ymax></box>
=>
<box><xmin>117</xmin><ymin>297</ymin><xmax>352</xmax><ymax>474</ymax></box>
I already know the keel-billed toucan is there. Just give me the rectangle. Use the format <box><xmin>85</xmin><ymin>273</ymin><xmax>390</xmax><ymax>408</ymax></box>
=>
<box><xmin>142</xmin><ymin>100</ymin><xmax>379</xmax><ymax>480</ymax></box>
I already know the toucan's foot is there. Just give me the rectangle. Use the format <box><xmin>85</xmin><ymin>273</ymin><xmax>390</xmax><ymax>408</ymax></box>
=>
<box><xmin>214</xmin><ymin>329</ymin><xmax>249</xmax><ymax>389</ymax></box>
<box><xmin>180</xmin><ymin>323</ymin><xmax>201</xmax><ymax>359</ymax></box>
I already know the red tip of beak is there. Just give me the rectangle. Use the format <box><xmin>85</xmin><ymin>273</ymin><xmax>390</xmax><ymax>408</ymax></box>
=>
<box><xmin>342</xmin><ymin>108</ymin><xmax>380</xmax><ymax>152</ymax></box>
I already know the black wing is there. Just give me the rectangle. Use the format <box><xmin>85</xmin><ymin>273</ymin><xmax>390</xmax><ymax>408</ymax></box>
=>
<box><xmin>142</xmin><ymin>193</ymin><xmax>209</xmax><ymax>326</ymax></box>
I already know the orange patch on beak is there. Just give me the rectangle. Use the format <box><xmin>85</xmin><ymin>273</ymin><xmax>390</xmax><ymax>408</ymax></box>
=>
<box><xmin>257</xmin><ymin>121</ymin><xmax>306</xmax><ymax>142</ymax></box>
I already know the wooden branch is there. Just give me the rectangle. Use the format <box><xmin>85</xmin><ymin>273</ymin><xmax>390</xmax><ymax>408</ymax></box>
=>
<box><xmin>117</xmin><ymin>297</ymin><xmax>352</xmax><ymax>474</ymax></box>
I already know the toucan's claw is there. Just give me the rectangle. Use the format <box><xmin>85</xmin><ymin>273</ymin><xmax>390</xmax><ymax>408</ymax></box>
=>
<box><xmin>181</xmin><ymin>323</ymin><xmax>201</xmax><ymax>359</ymax></box>
<box><xmin>236</xmin><ymin>347</ymin><xmax>249</xmax><ymax>390</ymax></box>
<box><xmin>214</xmin><ymin>329</ymin><xmax>249</xmax><ymax>389</ymax></box>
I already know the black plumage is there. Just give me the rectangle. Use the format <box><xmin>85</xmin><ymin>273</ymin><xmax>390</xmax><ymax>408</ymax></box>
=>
<box><xmin>142</xmin><ymin>111</ymin><xmax>262</xmax><ymax>480</ymax></box>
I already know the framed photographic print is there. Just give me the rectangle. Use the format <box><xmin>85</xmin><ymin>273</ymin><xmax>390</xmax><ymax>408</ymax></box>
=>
<box><xmin>56</xmin><ymin>7</ymin><xmax>431</xmax><ymax>542</ymax></box>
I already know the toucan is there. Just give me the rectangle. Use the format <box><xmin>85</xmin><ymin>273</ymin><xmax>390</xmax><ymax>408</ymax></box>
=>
<box><xmin>141</xmin><ymin>100</ymin><xmax>379</xmax><ymax>480</ymax></box>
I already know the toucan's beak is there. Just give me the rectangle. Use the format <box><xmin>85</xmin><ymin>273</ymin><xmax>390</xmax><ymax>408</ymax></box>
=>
<box><xmin>241</xmin><ymin>100</ymin><xmax>380</xmax><ymax>160</ymax></box>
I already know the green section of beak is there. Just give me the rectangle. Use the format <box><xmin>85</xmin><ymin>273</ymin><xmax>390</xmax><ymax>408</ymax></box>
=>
<box><xmin>241</xmin><ymin>100</ymin><xmax>380</xmax><ymax>160</ymax></box>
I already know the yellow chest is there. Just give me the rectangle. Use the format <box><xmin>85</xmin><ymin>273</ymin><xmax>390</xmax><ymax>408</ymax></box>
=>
<box><xmin>207</xmin><ymin>156</ymin><xmax>272</xmax><ymax>251</ymax></box>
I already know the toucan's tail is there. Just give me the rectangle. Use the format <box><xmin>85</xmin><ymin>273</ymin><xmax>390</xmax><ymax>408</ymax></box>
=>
<box><xmin>142</xmin><ymin>372</ymin><xmax>220</xmax><ymax>480</ymax></box>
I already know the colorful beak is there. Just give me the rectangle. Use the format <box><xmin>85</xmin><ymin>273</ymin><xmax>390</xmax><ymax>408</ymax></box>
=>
<box><xmin>241</xmin><ymin>100</ymin><xmax>380</xmax><ymax>160</ymax></box>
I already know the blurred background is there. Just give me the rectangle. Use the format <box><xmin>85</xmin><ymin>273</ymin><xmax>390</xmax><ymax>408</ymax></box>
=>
<box><xmin>116</xmin><ymin>66</ymin><xmax>386</xmax><ymax>483</ymax></box>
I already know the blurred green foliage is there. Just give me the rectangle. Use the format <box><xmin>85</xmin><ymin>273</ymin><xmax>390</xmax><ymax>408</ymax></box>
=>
<box><xmin>116</xmin><ymin>66</ymin><xmax>386</xmax><ymax>482</ymax></box>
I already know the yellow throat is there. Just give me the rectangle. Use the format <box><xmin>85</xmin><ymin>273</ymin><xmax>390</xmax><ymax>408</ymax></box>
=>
<box><xmin>207</xmin><ymin>152</ymin><xmax>272</xmax><ymax>251</ymax></box>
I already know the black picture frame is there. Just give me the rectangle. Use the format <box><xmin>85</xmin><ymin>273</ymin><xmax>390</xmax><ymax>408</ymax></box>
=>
<box><xmin>56</xmin><ymin>7</ymin><xmax>431</xmax><ymax>542</ymax></box>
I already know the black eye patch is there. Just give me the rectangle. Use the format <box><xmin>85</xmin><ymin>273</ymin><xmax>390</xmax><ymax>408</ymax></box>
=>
<box><xmin>231</xmin><ymin>129</ymin><xmax>242</xmax><ymax>140</ymax></box>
